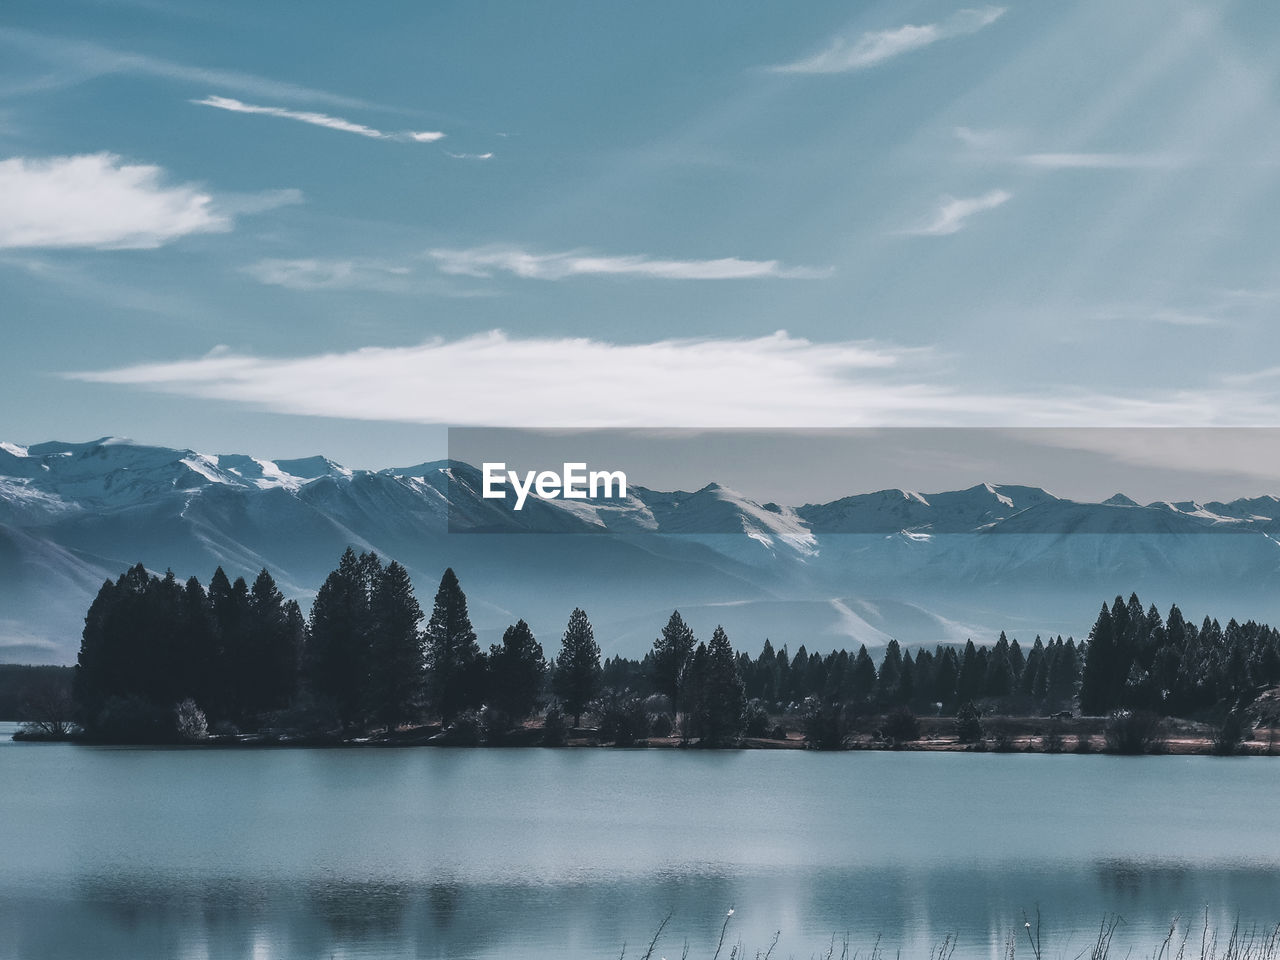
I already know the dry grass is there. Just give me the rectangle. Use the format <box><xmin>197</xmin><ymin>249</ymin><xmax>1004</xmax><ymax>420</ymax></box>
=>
<box><xmin>623</xmin><ymin>912</ymin><xmax>1280</xmax><ymax>960</ymax></box>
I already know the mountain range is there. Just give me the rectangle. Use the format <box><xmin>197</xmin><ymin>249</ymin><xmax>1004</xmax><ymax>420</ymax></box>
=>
<box><xmin>4</xmin><ymin>437</ymin><xmax>1280</xmax><ymax>665</ymax></box>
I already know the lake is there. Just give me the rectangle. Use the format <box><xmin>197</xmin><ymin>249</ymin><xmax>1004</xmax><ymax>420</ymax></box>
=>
<box><xmin>2</xmin><ymin>723</ymin><xmax>1278</xmax><ymax>960</ymax></box>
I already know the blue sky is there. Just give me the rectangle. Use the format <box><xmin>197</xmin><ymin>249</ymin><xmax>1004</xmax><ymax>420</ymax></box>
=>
<box><xmin>4</xmin><ymin>1</ymin><xmax>1280</xmax><ymax>481</ymax></box>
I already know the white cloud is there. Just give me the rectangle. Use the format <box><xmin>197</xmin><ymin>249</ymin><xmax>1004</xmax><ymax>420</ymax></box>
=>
<box><xmin>773</xmin><ymin>7</ymin><xmax>1005</xmax><ymax>74</ymax></box>
<box><xmin>1094</xmin><ymin>307</ymin><xmax>1222</xmax><ymax>327</ymax></box>
<box><xmin>193</xmin><ymin>95</ymin><xmax>444</xmax><ymax>142</ymax></box>
<box><xmin>244</xmin><ymin>257</ymin><xmax>415</xmax><ymax>292</ymax></box>
<box><xmin>953</xmin><ymin>126</ymin><xmax>1013</xmax><ymax>150</ymax></box>
<box><xmin>445</xmin><ymin>151</ymin><xmax>494</xmax><ymax>160</ymax></box>
<box><xmin>216</xmin><ymin>188</ymin><xmax>304</xmax><ymax>215</ymax></box>
<box><xmin>903</xmin><ymin>189</ymin><xmax>1011</xmax><ymax>236</ymax></box>
<box><xmin>0</xmin><ymin>153</ymin><xmax>229</xmax><ymax>249</ymax></box>
<box><xmin>63</xmin><ymin>331</ymin><xmax>1280</xmax><ymax>429</ymax></box>
<box><xmin>1018</xmin><ymin>152</ymin><xmax>1183</xmax><ymax>169</ymax></box>
<box><xmin>244</xmin><ymin>246</ymin><xmax>813</xmax><ymax>293</ymax></box>
<box><xmin>428</xmin><ymin>246</ymin><xmax>831</xmax><ymax>280</ymax></box>
<box><xmin>1223</xmin><ymin>365</ymin><xmax>1280</xmax><ymax>387</ymax></box>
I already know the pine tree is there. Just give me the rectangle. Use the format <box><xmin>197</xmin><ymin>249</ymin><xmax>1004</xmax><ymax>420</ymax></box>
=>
<box><xmin>1008</xmin><ymin>638</ymin><xmax>1026</xmax><ymax>683</ymax></box>
<box><xmin>701</xmin><ymin>625</ymin><xmax>745</xmax><ymax>745</ymax></box>
<box><xmin>368</xmin><ymin>561</ymin><xmax>425</xmax><ymax>730</ymax></box>
<box><xmin>789</xmin><ymin>646</ymin><xmax>810</xmax><ymax>700</ymax></box>
<box><xmin>180</xmin><ymin>575</ymin><xmax>216</xmax><ymax>712</ymax></box>
<box><xmin>488</xmin><ymin>619</ymin><xmax>547</xmax><ymax>720</ymax></box>
<box><xmin>247</xmin><ymin>568</ymin><xmax>297</xmax><ymax>717</ymax></box>
<box><xmin>897</xmin><ymin>649</ymin><xmax>916</xmax><ymax>707</ymax></box>
<box><xmin>1080</xmin><ymin>602</ymin><xmax>1116</xmax><ymax>714</ymax></box>
<box><xmin>849</xmin><ymin>645</ymin><xmax>877</xmax><ymax>706</ymax></box>
<box><xmin>1021</xmin><ymin>636</ymin><xmax>1045</xmax><ymax>699</ymax></box>
<box><xmin>306</xmin><ymin>548</ymin><xmax>376</xmax><ymax>728</ymax></box>
<box><xmin>877</xmin><ymin>639</ymin><xmax>903</xmax><ymax>706</ymax></box>
<box><xmin>983</xmin><ymin>632</ymin><xmax>1014</xmax><ymax>699</ymax></box>
<box><xmin>932</xmin><ymin>646</ymin><xmax>959</xmax><ymax>709</ymax></box>
<box><xmin>1050</xmin><ymin>637</ymin><xmax>1079</xmax><ymax>706</ymax></box>
<box><xmin>208</xmin><ymin>567</ymin><xmax>252</xmax><ymax>720</ymax></box>
<box><xmin>424</xmin><ymin>567</ymin><xmax>482</xmax><ymax>725</ymax></box>
<box><xmin>73</xmin><ymin>578</ymin><xmax>119</xmax><ymax>725</ymax></box>
<box><xmin>956</xmin><ymin>639</ymin><xmax>983</xmax><ymax>703</ymax></box>
<box><xmin>651</xmin><ymin>610</ymin><xmax>696</xmax><ymax>704</ymax></box>
<box><xmin>910</xmin><ymin>648</ymin><xmax>935</xmax><ymax>710</ymax></box>
<box><xmin>678</xmin><ymin>641</ymin><xmax>709</xmax><ymax>740</ymax></box>
<box><xmin>554</xmin><ymin>608</ymin><xmax>602</xmax><ymax>726</ymax></box>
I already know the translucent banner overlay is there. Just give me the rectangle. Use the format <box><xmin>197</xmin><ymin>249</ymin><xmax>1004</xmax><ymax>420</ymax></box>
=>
<box><xmin>443</xmin><ymin>427</ymin><xmax>1280</xmax><ymax>534</ymax></box>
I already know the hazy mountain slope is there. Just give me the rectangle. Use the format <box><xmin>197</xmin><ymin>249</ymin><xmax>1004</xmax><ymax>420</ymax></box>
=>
<box><xmin>4</xmin><ymin>438</ymin><xmax>1280</xmax><ymax>664</ymax></box>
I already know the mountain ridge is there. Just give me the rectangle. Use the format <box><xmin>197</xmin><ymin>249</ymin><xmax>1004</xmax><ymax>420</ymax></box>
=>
<box><xmin>3</xmin><ymin>437</ymin><xmax>1280</xmax><ymax>666</ymax></box>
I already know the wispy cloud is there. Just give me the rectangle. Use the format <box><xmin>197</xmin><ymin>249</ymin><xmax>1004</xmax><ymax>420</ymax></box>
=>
<box><xmin>445</xmin><ymin>151</ymin><xmax>494</xmax><ymax>161</ymax></box>
<box><xmin>244</xmin><ymin>258</ymin><xmax>411</xmax><ymax>290</ymax></box>
<box><xmin>244</xmin><ymin>247</ymin><xmax>816</xmax><ymax>293</ymax></box>
<box><xmin>954</xmin><ymin>128</ymin><xmax>1186</xmax><ymax>172</ymax></box>
<box><xmin>428</xmin><ymin>246</ymin><xmax>831</xmax><ymax>280</ymax></box>
<box><xmin>0</xmin><ymin>28</ymin><xmax>378</xmax><ymax>110</ymax></box>
<box><xmin>193</xmin><ymin>95</ymin><xmax>444</xmax><ymax>142</ymax></box>
<box><xmin>1094</xmin><ymin>306</ymin><xmax>1223</xmax><ymax>327</ymax></box>
<box><xmin>63</xmin><ymin>331</ymin><xmax>1280</xmax><ymax>429</ymax></box>
<box><xmin>1017</xmin><ymin>152</ymin><xmax>1183</xmax><ymax>169</ymax></box>
<box><xmin>772</xmin><ymin>7</ymin><xmax>1005</xmax><ymax>74</ymax></box>
<box><xmin>1223</xmin><ymin>365</ymin><xmax>1280</xmax><ymax>387</ymax></box>
<box><xmin>953</xmin><ymin>126</ymin><xmax>1013</xmax><ymax>151</ymax></box>
<box><xmin>903</xmin><ymin>189</ymin><xmax>1011</xmax><ymax>236</ymax></box>
<box><xmin>0</xmin><ymin>153</ymin><xmax>231</xmax><ymax>249</ymax></box>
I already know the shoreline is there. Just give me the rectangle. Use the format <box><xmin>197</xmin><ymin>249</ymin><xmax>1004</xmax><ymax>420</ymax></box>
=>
<box><xmin>12</xmin><ymin>714</ymin><xmax>1275</xmax><ymax>755</ymax></box>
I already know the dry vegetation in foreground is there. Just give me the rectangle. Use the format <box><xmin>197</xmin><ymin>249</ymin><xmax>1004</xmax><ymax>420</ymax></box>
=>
<box><xmin>619</xmin><ymin>911</ymin><xmax>1280</xmax><ymax>960</ymax></box>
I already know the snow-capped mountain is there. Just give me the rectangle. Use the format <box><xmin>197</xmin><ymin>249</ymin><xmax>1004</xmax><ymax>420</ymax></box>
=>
<box><xmin>3</xmin><ymin>437</ymin><xmax>1280</xmax><ymax>665</ymax></box>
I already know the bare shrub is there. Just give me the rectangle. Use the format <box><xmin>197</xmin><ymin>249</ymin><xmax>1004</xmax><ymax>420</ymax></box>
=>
<box><xmin>1104</xmin><ymin>710</ymin><xmax>1165</xmax><ymax>755</ymax></box>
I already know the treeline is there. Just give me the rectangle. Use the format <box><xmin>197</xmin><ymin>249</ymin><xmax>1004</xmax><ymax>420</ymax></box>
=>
<box><xmin>66</xmin><ymin>550</ymin><xmax>1280</xmax><ymax>744</ymax></box>
<box><xmin>1080</xmin><ymin>594</ymin><xmax>1280</xmax><ymax>716</ymax></box>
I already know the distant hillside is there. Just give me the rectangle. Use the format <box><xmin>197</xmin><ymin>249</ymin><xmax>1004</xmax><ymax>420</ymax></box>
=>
<box><xmin>3</xmin><ymin>437</ymin><xmax>1280</xmax><ymax>664</ymax></box>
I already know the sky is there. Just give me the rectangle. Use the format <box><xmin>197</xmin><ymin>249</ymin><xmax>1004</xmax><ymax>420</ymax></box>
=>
<box><xmin>4</xmin><ymin>1</ymin><xmax>1280</xmax><ymax>499</ymax></box>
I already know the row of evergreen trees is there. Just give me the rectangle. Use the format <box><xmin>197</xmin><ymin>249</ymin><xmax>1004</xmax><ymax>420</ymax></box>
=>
<box><xmin>73</xmin><ymin>551</ymin><xmax>1280</xmax><ymax>741</ymax></box>
<box><xmin>1080</xmin><ymin>593</ymin><xmax>1280</xmax><ymax>716</ymax></box>
<box><xmin>74</xmin><ymin>550</ymin><xmax>594</xmax><ymax>735</ymax></box>
<box><xmin>616</xmin><ymin>610</ymin><xmax>1081</xmax><ymax>717</ymax></box>
<box><xmin>75</xmin><ymin>563</ymin><xmax>304</xmax><ymax>727</ymax></box>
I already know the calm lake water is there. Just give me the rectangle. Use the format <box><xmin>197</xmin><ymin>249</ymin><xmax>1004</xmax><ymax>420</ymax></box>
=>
<box><xmin>2</xmin><ymin>722</ymin><xmax>1278</xmax><ymax>960</ymax></box>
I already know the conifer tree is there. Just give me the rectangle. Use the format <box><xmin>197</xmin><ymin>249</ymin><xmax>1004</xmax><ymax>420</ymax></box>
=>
<box><xmin>424</xmin><ymin>567</ymin><xmax>482</xmax><ymax>725</ymax></box>
<box><xmin>488</xmin><ymin>619</ymin><xmax>546</xmax><ymax>720</ymax></box>
<box><xmin>1008</xmin><ymin>638</ymin><xmax>1025</xmax><ymax>683</ymax></box>
<box><xmin>849</xmin><ymin>645</ymin><xmax>877</xmax><ymax>706</ymax></box>
<box><xmin>956</xmin><ymin>639</ymin><xmax>983</xmax><ymax>703</ymax></box>
<box><xmin>554</xmin><ymin>607</ymin><xmax>602</xmax><ymax>726</ymax></box>
<box><xmin>181</xmin><ymin>575</ymin><xmax>215</xmax><ymax>711</ymax></box>
<box><xmin>701</xmin><ymin>625</ymin><xmax>745</xmax><ymax>745</ymax></box>
<box><xmin>877</xmin><ymin>639</ymin><xmax>903</xmax><ymax>705</ymax></box>
<box><xmin>306</xmin><ymin>548</ymin><xmax>376</xmax><ymax>727</ymax></box>
<box><xmin>932</xmin><ymin>646</ymin><xmax>960</xmax><ymax>709</ymax></box>
<box><xmin>368</xmin><ymin>560</ymin><xmax>425</xmax><ymax>730</ymax></box>
<box><xmin>984</xmin><ymin>632</ymin><xmax>1014</xmax><ymax>699</ymax></box>
<box><xmin>678</xmin><ymin>640</ymin><xmax>709</xmax><ymax>740</ymax></box>
<box><xmin>897</xmin><ymin>649</ymin><xmax>916</xmax><ymax>707</ymax></box>
<box><xmin>246</xmin><ymin>568</ymin><xmax>297</xmax><ymax>717</ymax></box>
<box><xmin>789</xmin><ymin>646</ymin><xmax>810</xmax><ymax>701</ymax></box>
<box><xmin>1080</xmin><ymin>602</ymin><xmax>1116</xmax><ymax>714</ymax></box>
<box><xmin>1021</xmin><ymin>636</ymin><xmax>1045</xmax><ymax>699</ymax></box>
<box><xmin>651</xmin><ymin>610</ymin><xmax>696</xmax><ymax>704</ymax></box>
<box><xmin>73</xmin><ymin>578</ymin><xmax>120</xmax><ymax>724</ymax></box>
